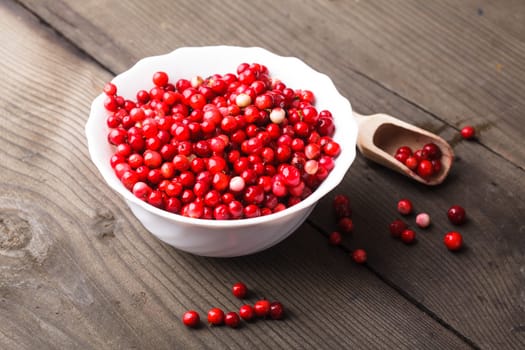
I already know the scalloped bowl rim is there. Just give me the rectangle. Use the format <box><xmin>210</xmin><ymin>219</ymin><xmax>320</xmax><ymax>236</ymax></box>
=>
<box><xmin>86</xmin><ymin>46</ymin><xmax>356</xmax><ymax>229</ymax></box>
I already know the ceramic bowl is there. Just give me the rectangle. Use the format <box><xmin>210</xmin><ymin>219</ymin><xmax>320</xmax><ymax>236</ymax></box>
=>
<box><xmin>86</xmin><ymin>46</ymin><xmax>357</xmax><ymax>257</ymax></box>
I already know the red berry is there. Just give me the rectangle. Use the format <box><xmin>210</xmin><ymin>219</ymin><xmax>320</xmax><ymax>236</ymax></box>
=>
<box><xmin>182</xmin><ymin>310</ymin><xmax>200</xmax><ymax>328</ymax></box>
<box><xmin>447</xmin><ymin>205</ymin><xmax>466</xmax><ymax>225</ymax></box>
<box><xmin>224</xmin><ymin>312</ymin><xmax>241</xmax><ymax>328</ymax></box>
<box><xmin>207</xmin><ymin>308</ymin><xmax>225</xmax><ymax>326</ymax></box>
<box><xmin>460</xmin><ymin>125</ymin><xmax>475</xmax><ymax>139</ymax></box>
<box><xmin>328</xmin><ymin>231</ymin><xmax>342</xmax><ymax>245</ymax></box>
<box><xmin>396</xmin><ymin>146</ymin><xmax>412</xmax><ymax>155</ymax></box>
<box><xmin>400</xmin><ymin>229</ymin><xmax>416</xmax><ymax>244</ymax></box>
<box><xmin>254</xmin><ymin>299</ymin><xmax>271</xmax><ymax>317</ymax></box>
<box><xmin>397</xmin><ymin>199</ymin><xmax>413</xmax><ymax>215</ymax></box>
<box><xmin>153</xmin><ymin>71</ymin><xmax>169</xmax><ymax>86</ymax></box>
<box><xmin>269</xmin><ymin>301</ymin><xmax>285</xmax><ymax>320</ymax></box>
<box><xmin>422</xmin><ymin>142</ymin><xmax>442</xmax><ymax>160</ymax></box>
<box><xmin>389</xmin><ymin>219</ymin><xmax>407</xmax><ymax>238</ymax></box>
<box><xmin>352</xmin><ymin>249</ymin><xmax>367</xmax><ymax>264</ymax></box>
<box><xmin>239</xmin><ymin>304</ymin><xmax>254</xmax><ymax>321</ymax></box>
<box><xmin>404</xmin><ymin>156</ymin><xmax>418</xmax><ymax>170</ymax></box>
<box><xmin>417</xmin><ymin>159</ymin><xmax>434</xmax><ymax>178</ymax></box>
<box><xmin>444</xmin><ymin>231</ymin><xmax>463</xmax><ymax>251</ymax></box>
<box><xmin>338</xmin><ymin>217</ymin><xmax>354</xmax><ymax>233</ymax></box>
<box><xmin>232</xmin><ymin>282</ymin><xmax>248</xmax><ymax>299</ymax></box>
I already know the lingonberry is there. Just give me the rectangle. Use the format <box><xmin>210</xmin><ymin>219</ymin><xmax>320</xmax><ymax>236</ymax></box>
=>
<box><xmin>460</xmin><ymin>125</ymin><xmax>475</xmax><ymax>139</ymax></box>
<box><xmin>239</xmin><ymin>304</ymin><xmax>254</xmax><ymax>321</ymax></box>
<box><xmin>416</xmin><ymin>213</ymin><xmax>431</xmax><ymax>228</ymax></box>
<box><xmin>352</xmin><ymin>249</ymin><xmax>367</xmax><ymax>264</ymax></box>
<box><xmin>417</xmin><ymin>159</ymin><xmax>434</xmax><ymax>178</ymax></box>
<box><xmin>207</xmin><ymin>308</ymin><xmax>225</xmax><ymax>326</ymax></box>
<box><xmin>232</xmin><ymin>282</ymin><xmax>248</xmax><ymax>299</ymax></box>
<box><xmin>269</xmin><ymin>301</ymin><xmax>285</xmax><ymax>320</ymax></box>
<box><xmin>422</xmin><ymin>143</ymin><xmax>442</xmax><ymax>160</ymax></box>
<box><xmin>397</xmin><ymin>199</ymin><xmax>413</xmax><ymax>215</ymax></box>
<box><xmin>447</xmin><ymin>205</ymin><xmax>466</xmax><ymax>225</ymax></box>
<box><xmin>400</xmin><ymin>229</ymin><xmax>416</xmax><ymax>244</ymax></box>
<box><xmin>389</xmin><ymin>219</ymin><xmax>407</xmax><ymax>238</ymax></box>
<box><xmin>104</xmin><ymin>64</ymin><xmax>342</xmax><ymax>219</ymax></box>
<box><xmin>328</xmin><ymin>231</ymin><xmax>342</xmax><ymax>245</ymax></box>
<box><xmin>444</xmin><ymin>231</ymin><xmax>463</xmax><ymax>251</ymax></box>
<box><xmin>182</xmin><ymin>310</ymin><xmax>200</xmax><ymax>328</ymax></box>
<box><xmin>224</xmin><ymin>312</ymin><xmax>241</xmax><ymax>328</ymax></box>
<box><xmin>254</xmin><ymin>299</ymin><xmax>271</xmax><ymax>318</ymax></box>
<box><xmin>338</xmin><ymin>217</ymin><xmax>354</xmax><ymax>233</ymax></box>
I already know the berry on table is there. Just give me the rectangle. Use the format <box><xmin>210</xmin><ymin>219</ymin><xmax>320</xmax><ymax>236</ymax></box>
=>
<box><xmin>207</xmin><ymin>307</ymin><xmax>225</xmax><ymax>326</ymax></box>
<box><xmin>182</xmin><ymin>310</ymin><xmax>200</xmax><ymax>328</ymax></box>
<box><xmin>444</xmin><ymin>231</ymin><xmax>463</xmax><ymax>251</ymax></box>
<box><xmin>352</xmin><ymin>249</ymin><xmax>367</xmax><ymax>264</ymax></box>
<box><xmin>239</xmin><ymin>304</ymin><xmax>255</xmax><ymax>321</ymax></box>
<box><xmin>328</xmin><ymin>231</ymin><xmax>342</xmax><ymax>245</ymax></box>
<box><xmin>447</xmin><ymin>205</ymin><xmax>466</xmax><ymax>225</ymax></box>
<box><xmin>224</xmin><ymin>312</ymin><xmax>241</xmax><ymax>328</ymax></box>
<box><xmin>338</xmin><ymin>217</ymin><xmax>354</xmax><ymax>233</ymax></box>
<box><xmin>389</xmin><ymin>219</ymin><xmax>408</xmax><ymax>238</ymax></box>
<box><xmin>400</xmin><ymin>229</ymin><xmax>416</xmax><ymax>244</ymax></box>
<box><xmin>269</xmin><ymin>301</ymin><xmax>285</xmax><ymax>320</ymax></box>
<box><xmin>254</xmin><ymin>299</ymin><xmax>271</xmax><ymax>318</ymax></box>
<box><xmin>460</xmin><ymin>125</ymin><xmax>476</xmax><ymax>139</ymax></box>
<box><xmin>415</xmin><ymin>213</ymin><xmax>431</xmax><ymax>228</ymax></box>
<box><xmin>232</xmin><ymin>282</ymin><xmax>248</xmax><ymax>299</ymax></box>
<box><xmin>397</xmin><ymin>199</ymin><xmax>414</xmax><ymax>215</ymax></box>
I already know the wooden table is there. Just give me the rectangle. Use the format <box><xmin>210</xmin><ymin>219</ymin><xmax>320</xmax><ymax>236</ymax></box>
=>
<box><xmin>1</xmin><ymin>1</ymin><xmax>524</xmax><ymax>349</ymax></box>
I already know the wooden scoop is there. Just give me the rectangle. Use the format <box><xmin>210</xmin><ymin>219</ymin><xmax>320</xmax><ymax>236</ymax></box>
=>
<box><xmin>354</xmin><ymin>112</ymin><xmax>454</xmax><ymax>186</ymax></box>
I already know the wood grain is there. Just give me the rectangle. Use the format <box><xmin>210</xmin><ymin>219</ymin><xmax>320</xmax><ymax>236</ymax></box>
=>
<box><xmin>0</xmin><ymin>1</ymin><xmax>475</xmax><ymax>349</ymax></box>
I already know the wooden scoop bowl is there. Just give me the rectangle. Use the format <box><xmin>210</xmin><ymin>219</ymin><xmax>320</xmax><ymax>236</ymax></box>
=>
<box><xmin>354</xmin><ymin>112</ymin><xmax>454</xmax><ymax>186</ymax></box>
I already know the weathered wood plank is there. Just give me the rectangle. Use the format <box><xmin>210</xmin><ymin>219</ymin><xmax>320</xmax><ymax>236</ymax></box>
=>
<box><xmin>20</xmin><ymin>0</ymin><xmax>525</xmax><ymax>171</ymax></box>
<box><xmin>0</xmin><ymin>1</ymin><xmax>472</xmax><ymax>349</ymax></box>
<box><xmin>14</xmin><ymin>0</ymin><xmax>525</xmax><ymax>348</ymax></box>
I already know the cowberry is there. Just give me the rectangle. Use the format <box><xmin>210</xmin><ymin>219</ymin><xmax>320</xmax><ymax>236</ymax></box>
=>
<box><xmin>460</xmin><ymin>126</ymin><xmax>475</xmax><ymax>139</ymax></box>
<box><xmin>447</xmin><ymin>205</ymin><xmax>466</xmax><ymax>225</ymax></box>
<box><xmin>338</xmin><ymin>217</ymin><xmax>354</xmax><ymax>233</ymax></box>
<box><xmin>224</xmin><ymin>312</ymin><xmax>241</xmax><ymax>328</ymax></box>
<box><xmin>232</xmin><ymin>282</ymin><xmax>248</xmax><ymax>299</ymax></box>
<box><xmin>389</xmin><ymin>219</ymin><xmax>407</xmax><ymax>238</ymax></box>
<box><xmin>352</xmin><ymin>249</ymin><xmax>367</xmax><ymax>264</ymax></box>
<box><xmin>444</xmin><ymin>231</ymin><xmax>463</xmax><ymax>251</ymax></box>
<box><xmin>397</xmin><ymin>199</ymin><xmax>413</xmax><ymax>215</ymax></box>
<box><xmin>328</xmin><ymin>231</ymin><xmax>342</xmax><ymax>245</ymax></box>
<box><xmin>254</xmin><ymin>299</ymin><xmax>271</xmax><ymax>318</ymax></box>
<box><xmin>269</xmin><ymin>301</ymin><xmax>285</xmax><ymax>320</ymax></box>
<box><xmin>416</xmin><ymin>213</ymin><xmax>431</xmax><ymax>228</ymax></box>
<box><xmin>400</xmin><ymin>229</ymin><xmax>416</xmax><ymax>244</ymax></box>
<box><xmin>239</xmin><ymin>304</ymin><xmax>254</xmax><ymax>321</ymax></box>
<box><xmin>207</xmin><ymin>307</ymin><xmax>225</xmax><ymax>326</ymax></box>
<box><xmin>182</xmin><ymin>310</ymin><xmax>200</xmax><ymax>328</ymax></box>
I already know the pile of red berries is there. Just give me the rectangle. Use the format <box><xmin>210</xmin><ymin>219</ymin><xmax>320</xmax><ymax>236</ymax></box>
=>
<box><xmin>329</xmin><ymin>194</ymin><xmax>367</xmax><ymax>264</ymax></box>
<box><xmin>182</xmin><ymin>282</ymin><xmax>285</xmax><ymax>329</ymax></box>
<box><xmin>103</xmin><ymin>63</ymin><xmax>341</xmax><ymax>220</ymax></box>
<box><xmin>394</xmin><ymin>143</ymin><xmax>443</xmax><ymax>179</ymax></box>
<box><xmin>390</xmin><ymin>198</ymin><xmax>466</xmax><ymax>250</ymax></box>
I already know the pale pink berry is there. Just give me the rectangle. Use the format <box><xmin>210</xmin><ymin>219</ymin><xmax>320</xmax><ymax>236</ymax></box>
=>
<box><xmin>229</xmin><ymin>176</ymin><xmax>245</xmax><ymax>192</ymax></box>
<box><xmin>416</xmin><ymin>213</ymin><xmax>431</xmax><ymax>228</ymax></box>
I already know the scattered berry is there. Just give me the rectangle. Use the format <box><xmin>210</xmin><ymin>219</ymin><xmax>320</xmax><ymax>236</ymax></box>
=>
<box><xmin>444</xmin><ymin>231</ymin><xmax>463</xmax><ymax>251</ymax></box>
<box><xmin>269</xmin><ymin>301</ymin><xmax>285</xmax><ymax>320</ymax></box>
<box><xmin>239</xmin><ymin>304</ymin><xmax>255</xmax><ymax>321</ymax></box>
<box><xmin>352</xmin><ymin>249</ymin><xmax>367</xmax><ymax>264</ymax></box>
<box><xmin>333</xmin><ymin>194</ymin><xmax>351</xmax><ymax>218</ymax></box>
<box><xmin>400</xmin><ymin>229</ymin><xmax>416</xmax><ymax>244</ymax></box>
<box><xmin>207</xmin><ymin>307</ymin><xmax>225</xmax><ymax>326</ymax></box>
<box><xmin>389</xmin><ymin>219</ymin><xmax>408</xmax><ymax>238</ymax></box>
<box><xmin>232</xmin><ymin>282</ymin><xmax>248</xmax><ymax>299</ymax></box>
<box><xmin>447</xmin><ymin>205</ymin><xmax>466</xmax><ymax>225</ymax></box>
<box><xmin>397</xmin><ymin>199</ymin><xmax>413</xmax><ymax>215</ymax></box>
<box><xmin>224</xmin><ymin>312</ymin><xmax>241</xmax><ymax>328</ymax></box>
<box><xmin>182</xmin><ymin>310</ymin><xmax>200</xmax><ymax>328</ymax></box>
<box><xmin>415</xmin><ymin>213</ymin><xmax>431</xmax><ymax>228</ymax></box>
<box><xmin>460</xmin><ymin>126</ymin><xmax>476</xmax><ymax>140</ymax></box>
<box><xmin>328</xmin><ymin>231</ymin><xmax>342</xmax><ymax>245</ymax></box>
<box><xmin>254</xmin><ymin>299</ymin><xmax>271</xmax><ymax>318</ymax></box>
<box><xmin>338</xmin><ymin>217</ymin><xmax>354</xmax><ymax>233</ymax></box>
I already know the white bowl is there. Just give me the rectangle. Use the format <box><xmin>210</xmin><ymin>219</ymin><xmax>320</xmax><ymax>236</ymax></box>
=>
<box><xmin>86</xmin><ymin>46</ymin><xmax>357</xmax><ymax>257</ymax></box>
